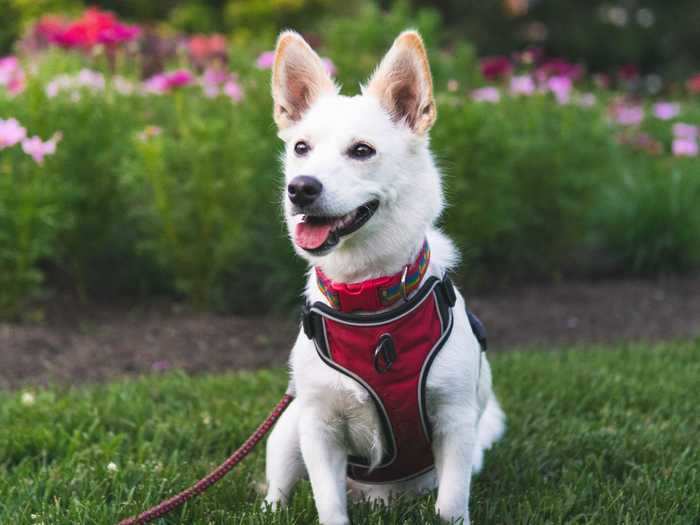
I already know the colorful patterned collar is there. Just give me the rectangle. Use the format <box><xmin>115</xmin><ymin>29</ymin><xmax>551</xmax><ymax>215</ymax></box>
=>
<box><xmin>315</xmin><ymin>241</ymin><xmax>431</xmax><ymax>313</ymax></box>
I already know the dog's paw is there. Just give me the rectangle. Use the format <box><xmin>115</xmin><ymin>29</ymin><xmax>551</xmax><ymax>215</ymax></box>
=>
<box><xmin>435</xmin><ymin>503</ymin><xmax>469</xmax><ymax>524</ymax></box>
<box><xmin>261</xmin><ymin>496</ymin><xmax>285</xmax><ymax>513</ymax></box>
<box><xmin>318</xmin><ymin>511</ymin><xmax>351</xmax><ymax>525</ymax></box>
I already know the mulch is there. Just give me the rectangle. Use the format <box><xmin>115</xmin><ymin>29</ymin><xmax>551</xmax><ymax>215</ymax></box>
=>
<box><xmin>2</xmin><ymin>276</ymin><xmax>699</xmax><ymax>389</ymax></box>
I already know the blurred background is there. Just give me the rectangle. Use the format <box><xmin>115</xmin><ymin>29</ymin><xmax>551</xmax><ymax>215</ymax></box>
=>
<box><xmin>1</xmin><ymin>0</ymin><xmax>699</xmax><ymax>385</ymax></box>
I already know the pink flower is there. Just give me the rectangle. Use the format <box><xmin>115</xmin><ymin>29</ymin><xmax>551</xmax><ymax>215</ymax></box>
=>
<box><xmin>112</xmin><ymin>75</ymin><xmax>136</xmax><ymax>95</ymax></box>
<box><xmin>510</xmin><ymin>75</ymin><xmax>535</xmax><ymax>96</ymax></box>
<box><xmin>256</xmin><ymin>51</ymin><xmax>275</xmax><ymax>69</ymax></box>
<box><xmin>223</xmin><ymin>79</ymin><xmax>243</xmax><ymax>102</ymax></box>
<box><xmin>613</xmin><ymin>105</ymin><xmax>644</xmax><ymax>126</ymax></box>
<box><xmin>652</xmin><ymin>102</ymin><xmax>680</xmax><ymax>120</ymax></box>
<box><xmin>144</xmin><ymin>70</ymin><xmax>194</xmax><ymax>94</ymax></box>
<box><xmin>672</xmin><ymin>123</ymin><xmax>698</xmax><ymax>140</ymax></box>
<box><xmin>0</xmin><ymin>56</ymin><xmax>26</xmax><ymax>96</ymax></box>
<box><xmin>200</xmin><ymin>67</ymin><xmax>244</xmax><ymax>101</ymax></box>
<box><xmin>547</xmin><ymin>75</ymin><xmax>572</xmax><ymax>104</ymax></box>
<box><xmin>0</xmin><ymin>118</ymin><xmax>27</xmax><ymax>149</ymax></box>
<box><xmin>137</xmin><ymin>125</ymin><xmax>162</xmax><ymax>142</ymax></box>
<box><xmin>480</xmin><ymin>56</ymin><xmax>512</xmax><ymax>81</ymax></box>
<box><xmin>471</xmin><ymin>86</ymin><xmax>501</xmax><ymax>103</ymax></box>
<box><xmin>672</xmin><ymin>138</ymin><xmax>698</xmax><ymax>157</ymax></box>
<box><xmin>577</xmin><ymin>93</ymin><xmax>597</xmax><ymax>108</ymax></box>
<box><xmin>188</xmin><ymin>34</ymin><xmax>227</xmax><ymax>67</ymax></box>
<box><xmin>21</xmin><ymin>132</ymin><xmax>62</xmax><ymax>165</ymax></box>
<box><xmin>321</xmin><ymin>57</ymin><xmax>336</xmax><ymax>77</ymax></box>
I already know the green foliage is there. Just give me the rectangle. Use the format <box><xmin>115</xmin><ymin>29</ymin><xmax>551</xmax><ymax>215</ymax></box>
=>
<box><xmin>594</xmin><ymin>162</ymin><xmax>700</xmax><ymax>274</ymax></box>
<box><xmin>1</xmin><ymin>342</ymin><xmax>699</xmax><ymax>523</ymax></box>
<box><xmin>435</xmin><ymin>93</ymin><xmax>621</xmax><ymax>283</ymax></box>
<box><xmin>0</xmin><ymin>148</ymin><xmax>67</xmax><ymax>317</ymax></box>
<box><xmin>2</xmin><ymin>4</ymin><xmax>700</xmax><ymax>317</ymax></box>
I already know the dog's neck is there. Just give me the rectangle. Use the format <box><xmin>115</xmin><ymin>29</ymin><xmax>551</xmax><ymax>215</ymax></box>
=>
<box><xmin>313</xmin><ymin>233</ymin><xmax>426</xmax><ymax>285</ymax></box>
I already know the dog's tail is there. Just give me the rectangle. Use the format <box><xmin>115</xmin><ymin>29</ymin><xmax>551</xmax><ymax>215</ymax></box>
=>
<box><xmin>472</xmin><ymin>394</ymin><xmax>506</xmax><ymax>474</ymax></box>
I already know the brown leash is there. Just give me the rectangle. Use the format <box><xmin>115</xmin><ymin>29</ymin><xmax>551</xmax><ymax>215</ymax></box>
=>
<box><xmin>117</xmin><ymin>393</ymin><xmax>294</xmax><ymax>525</ymax></box>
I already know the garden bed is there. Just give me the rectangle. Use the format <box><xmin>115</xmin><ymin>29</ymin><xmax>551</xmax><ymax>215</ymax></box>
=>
<box><xmin>2</xmin><ymin>276</ymin><xmax>699</xmax><ymax>389</ymax></box>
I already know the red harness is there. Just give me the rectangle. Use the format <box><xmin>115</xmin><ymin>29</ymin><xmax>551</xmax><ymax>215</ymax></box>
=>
<box><xmin>302</xmin><ymin>244</ymin><xmax>460</xmax><ymax>483</ymax></box>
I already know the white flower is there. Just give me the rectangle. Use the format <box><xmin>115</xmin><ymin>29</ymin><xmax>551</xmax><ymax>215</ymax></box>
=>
<box><xmin>21</xmin><ymin>392</ymin><xmax>36</xmax><ymax>406</ymax></box>
<box><xmin>106</xmin><ymin>462</ymin><xmax>119</xmax><ymax>473</ymax></box>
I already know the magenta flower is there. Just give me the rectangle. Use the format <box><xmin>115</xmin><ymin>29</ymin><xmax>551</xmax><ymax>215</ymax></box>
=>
<box><xmin>43</xmin><ymin>8</ymin><xmax>141</xmax><ymax>50</ymax></box>
<box><xmin>0</xmin><ymin>118</ymin><xmax>27</xmax><ymax>149</ymax></box>
<box><xmin>510</xmin><ymin>75</ymin><xmax>535</xmax><ymax>96</ymax></box>
<box><xmin>471</xmin><ymin>86</ymin><xmax>501</xmax><ymax>103</ymax></box>
<box><xmin>256</xmin><ymin>51</ymin><xmax>275</xmax><ymax>69</ymax></box>
<box><xmin>617</xmin><ymin>64</ymin><xmax>640</xmax><ymax>82</ymax></box>
<box><xmin>547</xmin><ymin>75</ymin><xmax>572</xmax><ymax>104</ymax></box>
<box><xmin>223</xmin><ymin>79</ymin><xmax>243</xmax><ymax>102</ymax></box>
<box><xmin>652</xmin><ymin>102</ymin><xmax>680</xmax><ymax>120</ymax></box>
<box><xmin>688</xmin><ymin>73</ymin><xmax>700</xmax><ymax>95</ymax></box>
<box><xmin>613</xmin><ymin>105</ymin><xmax>644</xmax><ymax>126</ymax></box>
<box><xmin>21</xmin><ymin>132</ymin><xmax>62</xmax><ymax>165</ymax></box>
<box><xmin>167</xmin><ymin>70</ymin><xmax>194</xmax><ymax>88</ymax></box>
<box><xmin>672</xmin><ymin>123</ymin><xmax>698</xmax><ymax>140</ymax></box>
<box><xmin>535</xmin><ymin>58</ymin><xmax>583</xmax><ymax>82</ymax></box>
<box><xmin>480</xmin><ymin>56</ymin><xmax>512</xmax><ymax>81</ymax></box>
<box><xmin>672</xmin><ymin>138</ymin><xmax>698</xmax><ymax>157</ymax></box>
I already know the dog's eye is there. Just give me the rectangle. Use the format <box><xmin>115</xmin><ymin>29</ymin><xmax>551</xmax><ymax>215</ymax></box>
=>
<box><xmin>294</xmin><ymin>141</ymin><xmax>311</xmax><ymax>156</ymax></box>
<box><xmin>348</xmin><ymin>142</ymin><xmax>376</xmax><ymax>160</ymax></box>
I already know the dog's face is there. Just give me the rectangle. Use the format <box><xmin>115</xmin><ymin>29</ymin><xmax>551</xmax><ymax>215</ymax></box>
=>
<box><xmin>272</xmin><ymin>31</ymin><xmax>443</xmax><ymax>271</ymax></box>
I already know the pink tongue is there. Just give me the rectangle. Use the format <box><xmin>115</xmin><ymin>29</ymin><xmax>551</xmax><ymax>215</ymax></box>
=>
<box><xmin>295</xmin><ymin>221</ymin><xmax>333</xmax><ymax>250</ymax></box>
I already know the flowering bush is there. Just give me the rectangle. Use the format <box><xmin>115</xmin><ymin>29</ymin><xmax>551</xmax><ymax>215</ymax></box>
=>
<box><xmin>0</xmin><ymin>4</ymin><xmax>699</xmax><ymax>317</ymax></box>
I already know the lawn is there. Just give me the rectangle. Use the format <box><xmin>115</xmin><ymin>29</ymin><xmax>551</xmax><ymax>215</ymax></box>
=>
<box><xmin>1</xmin><ymin>342</ymin><xmax>698</xmax><ymax>524</ymax></box>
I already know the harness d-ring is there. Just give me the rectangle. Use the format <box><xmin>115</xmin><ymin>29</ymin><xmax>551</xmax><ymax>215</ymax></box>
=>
<box><xmin>400</xmin><ymin>265</ymin><xmax>409</xmax><ymax>302</ymax></box>
<box><xmin>373</xmin><ymin>334</ymin><xmax>396</xmax><ymax>373</ymax></box>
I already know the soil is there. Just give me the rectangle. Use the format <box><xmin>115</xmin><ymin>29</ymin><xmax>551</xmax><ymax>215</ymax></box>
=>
<box><xmin>2</xmin><ymin>276</ymin><xmax>699</xmax><ymax>389</ymax></box>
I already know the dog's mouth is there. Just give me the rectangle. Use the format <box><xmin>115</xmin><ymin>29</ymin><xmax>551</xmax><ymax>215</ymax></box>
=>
<box><xmin>294</xmin><ymin>200</ymin><xmax>379</xmax><ymax>255</ymax></box>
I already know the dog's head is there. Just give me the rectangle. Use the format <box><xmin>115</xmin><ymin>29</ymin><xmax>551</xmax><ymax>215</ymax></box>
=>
<box><xmin>272</xmin><ymin>30</ymin><xmax>444</xmax><ymax>280</ymax></box>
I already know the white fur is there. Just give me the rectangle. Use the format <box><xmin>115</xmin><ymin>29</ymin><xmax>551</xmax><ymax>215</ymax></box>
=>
<box><xmin>264</xmin><ymin>30</ymin><xmax>505</xmax><ymax>525</ymax></box>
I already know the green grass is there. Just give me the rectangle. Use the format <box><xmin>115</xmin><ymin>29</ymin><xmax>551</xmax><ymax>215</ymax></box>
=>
<box><xmin>1</xmin><ymin>342</ymin><xmax>699</xmax><ymax>524</ymax></box>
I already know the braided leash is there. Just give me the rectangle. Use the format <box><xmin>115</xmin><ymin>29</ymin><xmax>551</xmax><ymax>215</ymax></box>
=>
<box><xmin>118</xmin><ymin>393</ymin><xmax>294</xmax><ymax>525</ymax></box>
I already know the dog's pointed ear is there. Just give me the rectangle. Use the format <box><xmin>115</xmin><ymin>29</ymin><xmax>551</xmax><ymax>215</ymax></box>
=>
<box><xmin>366</xmin><ymin>30</ymin><xmax>436</xmax><ymax>134</ymax></box>
<box><xmin>271</xmin><ymin>31</ymin><xmax>336</xmax><ymax>130</ymax></box>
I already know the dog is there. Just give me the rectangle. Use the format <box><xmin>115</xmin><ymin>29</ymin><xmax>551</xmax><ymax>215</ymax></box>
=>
<box><xmin>263</xmin><ymin>29</ymin><xmax>505</xmax><ymax>525</ymax></box>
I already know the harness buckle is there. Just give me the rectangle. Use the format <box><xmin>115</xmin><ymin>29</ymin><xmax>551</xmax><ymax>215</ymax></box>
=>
<box><xmin>373</xmin><ymin>334</ymin><xmax>396</xmax><ymax>373</ymax></box>
<box><xmin>301</xmin><ymin>304</ymin><xmax>315</xmax><ymax>340</ymax></box>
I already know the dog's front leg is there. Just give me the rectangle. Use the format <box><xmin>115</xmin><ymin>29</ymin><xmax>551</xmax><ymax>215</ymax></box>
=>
<box><xmin>432</xmin><ymin>408</ymin><xmax>479</xmax><ymax>524</ymax></box>
<box><xmin>299</xmin><ymin>403</ymin><xmax>349</xmax><ymax>525</ymax></box>
<box><xmin>264</xmin><ymin>398</ymin><xmax>304</xmax><ymax>509</ymax></box>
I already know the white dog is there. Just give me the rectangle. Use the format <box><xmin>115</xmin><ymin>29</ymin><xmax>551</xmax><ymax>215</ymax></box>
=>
<box><xmin>264</xmin><ymin>29</ymin><xmax>505</xmax><ymax>525</ymax></box>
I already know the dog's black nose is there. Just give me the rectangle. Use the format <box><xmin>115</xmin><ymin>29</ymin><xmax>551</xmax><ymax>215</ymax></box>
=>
<box><xmin>288</xmin><ymin>176</ymin><xmax>323</xmax><ymax>207</ymax></box>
